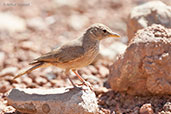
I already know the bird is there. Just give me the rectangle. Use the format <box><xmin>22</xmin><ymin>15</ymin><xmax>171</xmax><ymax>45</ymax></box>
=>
<box><xmin>13</xmin><ymin>23</ymin><xmax>120</xmax><ymax>89</ymax></box>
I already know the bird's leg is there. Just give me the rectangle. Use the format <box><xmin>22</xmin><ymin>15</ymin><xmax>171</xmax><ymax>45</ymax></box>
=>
<box><xmin>65</xmin><ymin>69</ymin><xmax>83</xmax><ymax>90</ymax></box>
<box><xmin>65</xmin><ymin>69</ymin><xmax>78</xmax><ymax>88</ymax></box>
<box><xmin>68</xmin><ymin>76</ymin><xmax>77</xmax><ymax>88</ymax></box>
<box><xmin>72</xmin><ymin>70</ymin><xmax>86</xmax><ymax>84</ymax></box>
<box><xmin>72</xmin><ymin>69</ymin><xmax>93</xmax><ymax>90</ymax></box>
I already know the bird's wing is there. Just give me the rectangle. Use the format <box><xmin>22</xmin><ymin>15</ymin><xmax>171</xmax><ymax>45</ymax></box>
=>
<box><xmin>31</xmin><ymin>39</ymin><xmax>85</xmax><ymax>63</ymax></box>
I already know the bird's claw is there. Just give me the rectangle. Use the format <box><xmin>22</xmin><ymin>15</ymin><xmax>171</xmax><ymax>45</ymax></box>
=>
<box><xmin>77</xmin><ymin>81</ymin><xmax>93</xmax><ymax>91</ymax></box>
<box><xmin>65</xmin><ymin>86</ymin><xmax>82</xmax><ymax>91</ymax></box>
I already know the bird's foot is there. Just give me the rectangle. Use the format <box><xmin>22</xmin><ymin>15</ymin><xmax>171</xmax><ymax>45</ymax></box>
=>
<box><xmin>66</xmin><ymin>82</ymin><xmax>93</xmax><ymax>91</ymax></box>
<box><xmin>77</xmin><ymin>81</ymin><xmax>93</xmax><ymax>91</ymax></box>
<box><xmin>66</xmin><ymin>86</ymin><xmax>82</xmax><ymax>91</ymax></box>
<box><xmin>66</xmin><ymin>85</ymin><xmax>90</xmax><ymax>92</ymax></box>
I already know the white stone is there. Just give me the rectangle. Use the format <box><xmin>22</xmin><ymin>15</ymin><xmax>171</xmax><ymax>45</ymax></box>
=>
<box><xmin>0</xmin><ymin>13</ymin><xmax>26</xmax><ymax>32</ymax></box>
<box><xmin>69</xmin><ymin>14</ymin><xmax>89</xmax><ymax>30</ymax></box>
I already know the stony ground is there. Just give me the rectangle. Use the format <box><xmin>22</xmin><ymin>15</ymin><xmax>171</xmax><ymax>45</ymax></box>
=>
<box><xmin>0</xmin><ymin>0</ymin><xmax>170</xmax><ymax>114</ymax></box>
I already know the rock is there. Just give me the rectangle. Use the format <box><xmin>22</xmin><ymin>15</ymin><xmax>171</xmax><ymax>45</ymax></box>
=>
<box><xmin>108</xmin><ymin>24</ymin><xmax>171</xmax><ymax>96</ymax></box>
<box><xmin>82</xmin><ymin>74</ymin><xmax>101</xmax><ymax>86</ymax></box>
<box><xmin>69</xmin><ymin>14</ymin><xmax>89</xmax><ymax>30</ymax></box>
<box><xmin>21</xmin><ymin>76</ymin><xmax>33</xmax><ymax>86</ymax></box>
<box><xmin>45</xmin><ymin>16</ymin><xmax>56</xmax><ymax>26</ymax></box>
<box><xmin>7</xmin><ymin>87</ymin><xmax>100</xmax><ymax>114</ymax></box>
<box><xmin>0</xmin><ymin>52</ymin><xmax>5</xmax><ymax>68</ymax></box>
<box><xmin>3</xmin><ymin>106</ymin><xmax>15</xmax><ymax>114</ymax></box>
<box><xmin>98</xmin><ymin>66</ymin><xmax>109</xmax><ymax>77</ymax></box>
<box><xmin>27</xmin><ymin>17</ymin><xmax>47</xmax><ymax>30</ymax></box>
<box><xmin>140</xmin><ymin>103</ymin><xmax>154</xmax><ymax>114</ymax></box>
<box><xmin>109</xmin><ymin>41</ymin><xmax>127</xmax><ymax>54</ymax></box>
<box><xmin>0</xmin><ymin>13</ymin><xmax>26</xmax><ymax>33</ymax></box>
<box><xmin>101</xmin><ymin>41</ymin><xmax>127</xmax><ymax>60</ymax></box>
<box><xmin>127</xmin><ymin>1</ymin><xmax>171</xmax><ymax>41</ymax></box>
<box><xmin>0</xmin><ymin>101</ymin><xmax>6</xmax><ymax>113</ymax></box>
<box><xmin>43</xmin><ymin>82</ymin><xmax>52</xmax><ymax>88</ymax></box>
<box><xmin>87</xmin><ymin>65</ymin><xmax>98</xmax><ymax>75</ymax></box>
<box><xmin>0</xmin><ymin>67</ymin><xmax>18</xmax><ymax>77</ymax></box>
<box><xmin>34</xmin><ymin>77</ymin><xmax>47</xmax><ymax>86</ymax></box>
<box><xmin>54</xmin><ymin>0</ymin><xmax>79</xmax><ymax>7</ymax></box>
<box><xmin>94</xmin><ymin>87</ymin><xmax>108</xmax><ymax>96</ymax></box>
<box><xmin>80</xmin><ymin>67</ymin><xmax>92</xmax><ymax>76</ymax></box>
<box><xmin>19</xmin><ymin>41</ymin><xmax>39</xmax><ymax>51</ymax></box>
<box><xmin>163</xmin><ymin>102</ymin><xmax>171</xmax><ymax>112</ymax></box>
<box><xmin>159</xmin><ymin>111</ymin><xmax>170</xmax><ymax>114</ymax></box>
<box><xmin>0</xmin><ymin>81</ymin><xmax>11</xmax><ymax>93</ymax></box>
<box><xmin>95</xmin><ymin>41</ymin><xmax>127</xmax><ymax>62</ymax></box>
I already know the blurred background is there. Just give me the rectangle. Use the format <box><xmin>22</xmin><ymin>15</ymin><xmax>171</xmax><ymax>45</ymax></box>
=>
<box><xmin>0</xmin><ymin>0</ymin><xmax>170</xmax><ymax>113</ymax></box>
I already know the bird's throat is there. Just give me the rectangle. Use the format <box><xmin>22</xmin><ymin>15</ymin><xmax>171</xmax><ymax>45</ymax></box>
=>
<box><xmin>82</xmin><ymin>35</ymin><xmax>100</xmax><ymax>51</ymax></box>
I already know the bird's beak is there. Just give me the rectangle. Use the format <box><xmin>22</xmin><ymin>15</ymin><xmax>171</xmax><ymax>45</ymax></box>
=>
<box><xmin>109</xmin><ymin>33</ymin><xmax>120</xmax><ymax>38</ymax></box>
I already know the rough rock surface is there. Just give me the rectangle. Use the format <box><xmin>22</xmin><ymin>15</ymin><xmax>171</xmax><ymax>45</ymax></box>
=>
<box><xmin>7</xmin><ymin>86</ymin><xmax>100</xmax><ymax>114</ymax></box>
<box><xmin>109</xmin><ymin>24</ymin><xmax>171</xmax><ymax>96</ymax></box>
<box><xmin>139</xmin><ymin>103</ymin><xmax>154</xmax><ymax>114</ymax></box>
<box><xmin>127</xmin><ymin>1</ymin><xmax>171</xmax><ymax>41</ymax></box>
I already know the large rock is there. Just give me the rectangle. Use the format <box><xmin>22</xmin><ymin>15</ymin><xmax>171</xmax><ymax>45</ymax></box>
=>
<box><xmin>7</xmin><ymin>86</ymin><xmax>100</xmax><ymax>114</ymax></box>
<box><xmin>108</xmin><ymin>24</ymin><xmax>171</xmax><ymax>96</ymax></box>
<box><xmin>127</xmin><ymin>1</ymin><xmax>171</xmax><ymax>41</ymax></box>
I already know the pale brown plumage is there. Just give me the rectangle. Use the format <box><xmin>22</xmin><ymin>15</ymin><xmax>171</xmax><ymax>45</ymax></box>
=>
<box><xmin>13</xmin><ymin>23</ymin><xmax>120</xmax><ymax>88</ymax></box>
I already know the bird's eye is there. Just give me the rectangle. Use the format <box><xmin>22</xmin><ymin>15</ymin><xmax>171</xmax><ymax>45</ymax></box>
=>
<box><xmin>103</xmin><ymin>29</ymin><xmax>107</xmax><ymax>33</ymax></box>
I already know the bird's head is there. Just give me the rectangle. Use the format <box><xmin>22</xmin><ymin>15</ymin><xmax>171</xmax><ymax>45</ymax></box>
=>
<box><xmin>86</xmin><ymin>23</ymin><xmax>120</xmax><ymax>40</ymax></box>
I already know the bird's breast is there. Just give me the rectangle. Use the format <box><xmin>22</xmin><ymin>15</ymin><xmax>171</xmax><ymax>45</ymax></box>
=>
<box><xmin>71</xmin><ymin>46</ymin><xmax>99</xmax><ymax>68</ymax></box>
<box><xmin>55</xmin><ymin>46</ymin><xmax>99</xmax><ymax>70</ymax></box>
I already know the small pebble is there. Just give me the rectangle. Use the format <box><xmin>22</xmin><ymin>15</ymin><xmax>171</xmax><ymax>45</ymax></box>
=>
<box><xmin>140</xmin><ymin>103</ymin><xmax>154</xmax><ymax>114</ymax></box>
<box><xmin>0</xmin><ymin>67</ymin><xmax>18</xmax><ymax>76</ymax></box>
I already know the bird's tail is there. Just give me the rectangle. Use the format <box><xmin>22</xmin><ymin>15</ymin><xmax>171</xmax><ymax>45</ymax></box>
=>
<box><xmin>13</xmin><ymin>62</ymin><xmax>44</xmax><ymax>80</ymax></box>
